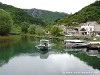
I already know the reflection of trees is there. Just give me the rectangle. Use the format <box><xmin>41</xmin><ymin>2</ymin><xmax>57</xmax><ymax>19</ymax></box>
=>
<box><xmin>0</xmin><ymin>37</ymin><xmax>66</xmax><ymax>67</ymax></box>
<box><xmin>0</xmin><ymin>60</ymin><xmax>5</xmax><ymax>67</ymax></box>
<box><xmin>73</xmin><ymin>52</ymin><xmax>100</xmax><ymax>70</ymax></box>
<box><xmin>0</xmin><ymin>36</ymin><xmax>38</xmax><ymax>67</ymax></box>
<box><xmin>0</xmin><ymin>44</ymin><xmax>14</xmax><ymax>67</ymax></box>
<box><xmin>50</xmin><ymin>39</ymin><xmax>65</xmax><ymax>53</ymax></box>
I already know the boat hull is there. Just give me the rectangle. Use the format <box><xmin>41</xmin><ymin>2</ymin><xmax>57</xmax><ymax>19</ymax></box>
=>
<box><xmin>72</xmin><ymin>45</ymin><xmax>88</xmax><ymax>48</ymax></box>
<box><xmin>36</xmin><ymin>45</ymin><xmax>51</xmax><ymax>50</ymax></box>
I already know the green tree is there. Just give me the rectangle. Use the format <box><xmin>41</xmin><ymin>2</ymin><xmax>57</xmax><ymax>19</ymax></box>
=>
<box><xmin>50</xmin><ymin>26</ymin><xmax>62</xmax><ymax>36</ymax></box>
<box><xmin>28</xmin><ymin>25</ymin><xmax>36</xmax><ymax>34</ymax></box>
<box><xmin>35</xmin><ymin>26</ymin><xmax>44</xmax><ymax>35</ymax></box>
<box><xmin>21</xmin><ymin>22</ymin><xmax>29</xmax><ymax>33</ymax></box>
<box><xmin>0</xmin><ymin>9</ymin><xmax>13</xmax><ymax>35</ymax></box>
<box><xmin>97</xmin><ymin>18</ymin><xmax>100</xmax><ymax>24</ymax></box>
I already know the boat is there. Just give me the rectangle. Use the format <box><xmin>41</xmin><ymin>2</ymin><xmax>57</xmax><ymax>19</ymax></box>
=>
<box><xmin>86</xmin><ymin>43</ymin><xmax>100</xmax><ymax>52</ymax></box>
<box><xmin>36</xmin><ymin>39</ymin><xmax>51</xmax><ymax>50</ymax></box>
<box><xmin>64</xmin><ymin>39</ymin><xmax>88</xmax><ymax>48</ymax></box>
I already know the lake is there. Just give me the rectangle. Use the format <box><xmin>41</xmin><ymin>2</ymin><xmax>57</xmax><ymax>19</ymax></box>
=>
<box><xmin>0</xmin><ymin>36</ymin><xmax>100</xmax><ymax>75</ymax></box>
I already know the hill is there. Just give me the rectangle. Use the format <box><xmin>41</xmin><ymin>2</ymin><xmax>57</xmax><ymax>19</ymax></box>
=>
<box><xmin>0</xmin><ymin>2</ymin><xmax>67</xmax><ymax>25</ymax></box>
<box><xmin>25</xmin><ymin>8</ymin><xmax>67</xmax><ymax>24</ymax></box>
<box><xmin>0</xmin><ymin>2</ymin><xmax>45</xmax><ymax>25</ymax></box>
<box><xmin>57</xmin><ymin>1</ymin><xmax>100</xmax><ymax>24</ymax></box>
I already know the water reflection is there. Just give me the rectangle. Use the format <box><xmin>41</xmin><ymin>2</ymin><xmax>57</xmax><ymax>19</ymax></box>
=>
<box><xmin>67</xmin><ymin>50</ymin><xmax>100</xmax><ymax>70</ymax></box>
<box><xmin>39</xmin><ymin>51</ymin><xmax>49</xmax><ymax>59</ymax></box>
<box><xmin>0</xmin><ymin>36</ymin><xmax>100</xmax><ymax>75</ymax></box>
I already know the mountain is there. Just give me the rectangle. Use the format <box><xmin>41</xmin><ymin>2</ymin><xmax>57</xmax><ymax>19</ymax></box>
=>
<box><xmin>0</xmin><ymin>2</ymin><xmax>46</xmax><ymax>25</ymax></box>
<box><xmin>57</xmin><ymin>1</ymin><xmax>100</xmax><ymax>24</ymax></box>
<box><xmin>0</xmin><ymin>2</ymin><xmax>67</xmax><ymax>25</ymax></box>
<box><xmin>25</xmin><ymin>8</ymin><xmax>67</xmax><ymax>24</ymax></box>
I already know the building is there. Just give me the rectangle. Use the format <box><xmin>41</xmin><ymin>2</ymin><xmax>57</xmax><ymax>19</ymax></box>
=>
<box><xmin>59</xmin><ymin>25</ymin><xmax>79</xmax><ymax>36</ymax></box>
<box><xmin>80</xmin><ymin>21</ymin><xmax>100</xmax><ymax>36</ymax></box>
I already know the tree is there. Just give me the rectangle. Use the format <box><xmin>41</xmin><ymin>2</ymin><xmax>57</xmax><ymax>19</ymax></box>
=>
<box><xmin>35</xmin><ymin>26</ymin><xmax>44</xmax><ymax>35</ymax></box>
<box><xmin>97</xmin><ymin>19</ymin><xmax>100</xmax><ymax>24</ymax></box>
<box><xmin>21</xmin><ymin>22</ymin><xmax>29</xmax><ymax>33</ymax></box>
<box><xmin>0</xmin><ymin>9</ymin><xmax>13</xmax><ymax>35</ymax></box>
<box><xmin>28</xmin><ymin>25</ymin><xmax>36</xmax><ymax>34</ymax></box>
<box><xmin>50</xmin><ymin>26</ymin><xmax>62</xmax><ymax>36</ymax></box>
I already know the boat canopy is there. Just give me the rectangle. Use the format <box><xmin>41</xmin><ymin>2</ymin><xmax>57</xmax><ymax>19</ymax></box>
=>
<box><xmin>40</xmin><ymin>39</ymin><xmax>49</xmax><ymax>42</ymax></box>
<box><xmin>40</xmin><ymin>39</ymin><xmax>49</xmax><ymax>44</ymax></box>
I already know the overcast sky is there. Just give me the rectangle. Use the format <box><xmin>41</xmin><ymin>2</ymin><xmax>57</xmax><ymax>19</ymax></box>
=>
<box><xmin>0</xmin><ymin>0</ymin><xmax>96</xmax><ymax>14</ymax></box>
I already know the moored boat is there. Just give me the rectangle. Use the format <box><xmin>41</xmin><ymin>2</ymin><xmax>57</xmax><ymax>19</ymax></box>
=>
<box><xmin>64</xmin><ymin>39</ymin><xmax>88</xmax><ymax>48</ymax></box>
<box><xmin>36</xmin><ymin>39</ymin><xmax>51</xmax><ymax>50</ymax></box>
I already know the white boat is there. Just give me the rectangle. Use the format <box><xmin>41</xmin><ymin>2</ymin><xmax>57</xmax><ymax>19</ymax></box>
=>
<box><xmin>36</xmin><ymin>39</ymin><xmax>51</xmax><ymax>50</ymax></box>
<box><xmin>89</xmin><ymin>42</ymin><xmax>100</xmax><ymax>44</ymax></box>
<box><xmin>64</xmin><ymin>39</ymin><xmax>88</xmax><ymax>48</ymax></box>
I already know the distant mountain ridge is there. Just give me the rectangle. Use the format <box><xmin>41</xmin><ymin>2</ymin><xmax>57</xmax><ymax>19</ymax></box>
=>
<box><xmin>25</xmin><ymin>8</ymin><xmax>67</xmax><ymax>24</ymax></box>
<box><xmin>0</xmin><ymin>2</ymin><xmax>45</xmax><ymax>25</ymax></box>
<box><xmin>0</xmin><ymin>2</ymin><xmax>67</xmax><ymax>25</ymax></box>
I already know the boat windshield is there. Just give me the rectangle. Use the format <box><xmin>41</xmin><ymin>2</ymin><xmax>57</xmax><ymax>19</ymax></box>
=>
<box><xmin>40</xmin><ymin>39</ymin><xmax>49</xmax><ymax>45</ymax></box>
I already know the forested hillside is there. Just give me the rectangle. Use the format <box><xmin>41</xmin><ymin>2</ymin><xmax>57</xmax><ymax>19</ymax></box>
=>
<box><xmin>0</xmin><ymin>2</ymin><xmax>45</xmax><ymax>25</ymax></box>
<box><xmin>57</xmin><ymin>1</ymin><xmax>100</xmax><ymax>24</ymax></box>
<box><xmin>25</xmin><ymin>9</ymin><xmax>67</xmax><ymax>24</ymax></box>
<box><xmin>0</xmin><ymin>2</ymin><xmax>67</xmax><ymax>25</ymax></box>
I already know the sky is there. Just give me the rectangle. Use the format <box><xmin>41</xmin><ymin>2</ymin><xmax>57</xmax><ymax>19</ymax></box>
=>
<box><xmin>0</xmin><ymin>0</ymin><xmax>96</xmax><ymax>14</ymax></box>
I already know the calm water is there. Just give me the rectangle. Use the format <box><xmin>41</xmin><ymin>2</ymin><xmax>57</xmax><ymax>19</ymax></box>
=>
<box><xmin>0</xmin><ymin>36</ymin><xmax>100</xmax><ymax>75</ymax></box>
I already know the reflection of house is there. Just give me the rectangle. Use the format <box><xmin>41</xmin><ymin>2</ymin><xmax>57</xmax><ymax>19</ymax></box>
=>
<box><xmin>80</xmin><ymin>21</ymin><xmax>100</xmax><ymax>36</ymax></box>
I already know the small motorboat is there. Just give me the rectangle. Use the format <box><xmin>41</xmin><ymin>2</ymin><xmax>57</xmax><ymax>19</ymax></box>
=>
<box><xmin>64</xmin><ymin>39</ymin><xmax>88</xmax><ymax>48</ymax></box>
<box><xmin>36</xmin><ymin>39</ymin><xmax>51</xmax><ymax>50</ymax></box>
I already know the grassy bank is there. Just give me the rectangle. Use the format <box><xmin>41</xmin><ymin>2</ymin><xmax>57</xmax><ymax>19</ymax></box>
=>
<box><xmin>0</xmin><ymin>35</ymin><xmax>21</xmax><ymax>43</ymax></box>
<box><xmin>0</xmin><ymin>35</ymin><xmax>22</xmax><ymax>47</ymax></box>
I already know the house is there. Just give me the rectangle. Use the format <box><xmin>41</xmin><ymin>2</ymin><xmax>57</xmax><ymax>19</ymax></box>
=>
<box><xmin>59</xmin><ymin>25</ymin><xmax>79</xmax><ymax>36</ymax></box>
<box><xmin>80</xmin><ymin>21</ymin><xmax>100</xmax><ymax>36</ymax></box>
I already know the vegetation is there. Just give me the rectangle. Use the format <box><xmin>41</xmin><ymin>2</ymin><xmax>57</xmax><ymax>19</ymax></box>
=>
<box><xmin>0</xmin><ymin>2</ymin><xmax>45</xmax><ymax>25</ymax></box>
<box><xmin>0</xmin><ymin>2</ymin><xmax>67</xmax><ymax>37</ymax></box>
<box><xmin>10</xmin><ymin>25</ymin><xmax>21</xmax><ymax>35</ymax></box>
<box><xmin>28</xmin><ymin>25</ymin><xmax>45</xmax><ymax>36</ymax></box>
<box><xmin>50</xmin><ymin>26</ymin><xmax>62</xmax><ymax>36</ymax></box>
<box><xmin>0</xmin><ymin>9</ymin><xmax>13</xmax><ymax>35</ymax></box>
<box><xmin>28</xmin><ymin>25</ymin><xmax>36</xmax><ymax>34</ymax></box>
<box><xmin>21</xmin><ymin>22</ymin><xmax>30</xmax><ymax>33</ymax></box>
<box><xmin>56</xmin><ymin>1</ymin><xmax>100</xmax><ymax>24</ymax></box>
<box><xmin>0</xmin><ymin>1</ymin><xmax>100</xmax><ymax>38</ymax></box>
<box><xmin>0</xmin><ymin>2</ymin><xmax>67</xmax><ymax>25</ymax></box>
<box><xmin>0</xmin><ymin>35</ymin><xmax>21</xmax><ymax>44</ymax></box>
<box><xmin>35</xmin><ymin>26</ymin><xmax>45</xmax><ymax>35</ymax></box>
<box><xmin>25</xmin><ymin>8</ymin><xmax>67</xmax><ymax>24</ymax></box>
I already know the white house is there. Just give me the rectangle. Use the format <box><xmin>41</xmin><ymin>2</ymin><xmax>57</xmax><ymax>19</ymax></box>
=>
<box><xmin>80</xmin><ymin>21</ymin><xmax>100</xmax><ymax>36</ymax></box>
